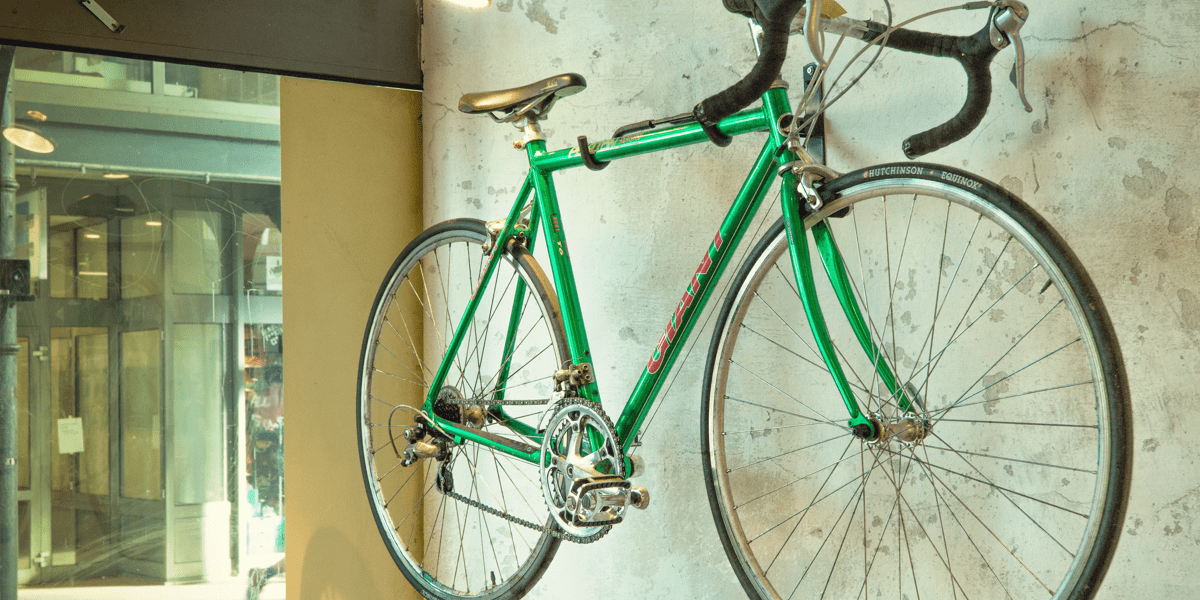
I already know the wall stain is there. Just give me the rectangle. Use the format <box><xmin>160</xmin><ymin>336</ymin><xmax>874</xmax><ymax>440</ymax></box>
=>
<box><xmin>1123</xmin><ymin>158</ymin><xmax>1167</xmax><ymax>197</ymax></box>
<box><xmin>1000</xmin><ymin>175</ymin><xmax>1024</xmax><ymax>198</ymax></box>
<box><xmin>1126</xmin><ymin>517</ymin><xmax>1143</xmax><ymax>536</ymax></box>
<box><xmin>1108</xmin><ymin>136</ymin><xmax>1127</xmax><ymax>150</ymax></box>
<box><xmin>1165</xmin><ymin>187</ymin><xmax>1194</xmax><ymax>235</ymax></box>
<box><xmin>1178</xmin><ymin>289</ymin><xmax>1200</xmax><ymax>332</ymax></box>
<box><xmin>1154</xmin><ymin>484</ymin><xmax>1200</xmax><ymax>539</ymax></box>
<box><xmin>982</xmin><ymin>371</ymin><xmax>1010</xmax><ymax>414</ymax></box>
<box><xmin>1142</xmin><ymin>438</ymin><xmax>1160</xmax><ymax>452</ymax></box>
<box><xmin>523</xmin><ymin>0</ymin><xmax>560</xmax><ymax>34</ymax></box>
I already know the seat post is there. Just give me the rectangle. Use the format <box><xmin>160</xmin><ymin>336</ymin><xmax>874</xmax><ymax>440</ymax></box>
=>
<box><xmin>513</xmin><ymin>117</ymin><xmax>545</xmax><ymax>150</ymax></box>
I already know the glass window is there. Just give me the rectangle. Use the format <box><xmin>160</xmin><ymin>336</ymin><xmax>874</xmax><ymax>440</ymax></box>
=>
<box><xmin>243</xmin><ymin>213</ymin><xmax>282</xmax><ymax>295</ymax></box>
<box><xmin>78</xmin><ymin>332</ymin><xmax>111</xmax><ymax>496</ymax></box>
<box><xmin>245</xmin><ymin>324</ymin><xmax>283</xmax><ymax>554</ymax></box>
<box><xmin>121</xmin><ymin>329</ymin><xmax>162</xmax><ymax>500</ymax></box>
<box><xmin>76</xmin><ymin>225</ymin><xmax>109</xmax><ymax>300</ymax></box>
<box><xmin>18</xmin><ymin>501</ymin><xmax>31</xmax><ymax>570</ymax></box>
<box><xmin>50</xmin><ymin>331</ymin><xmax>75</xmax><ymax>493</ymax></box>
<box><xmin>173</xmin><ymin>324</ymin><xmax>226</xmax><ymax>505</ymax></box>
<box><xmin>172</xmin><ymin>211</ymin><xmax>225</xmax><ymax>295</ymax></box>
<box><xmin>165</xmin><ymin>63</ymin><xmax>280</xmax><ymax>106</ymax></box>
<box><xmin>48</xmin><ymin>229</ymin><xmax>75</xmax><ymax>299</ymax></box>
<box><xmin>13</xmin><ymin>45</ymin><xmax>281</xmax><ymax>590</ymax></box>
<box><xmin>15</xmin><ymin>49</ymin><xmax>154</xmax><ymax>94</ymax></box>
<box><xmin>17</xmin><ymin>337</ymin><xmax>29</xmax><ymax>491</ymax></box>
<box><xmin>121</xmin><ymin>214</ymin><xmax>165</xmax><ymax>298</ymax></box>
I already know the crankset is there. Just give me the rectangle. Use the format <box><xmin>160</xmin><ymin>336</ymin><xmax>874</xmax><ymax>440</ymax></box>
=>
<box><xmin>540</xmin><ymin>399</ymin><xmax>649</xmax><ymax>538</ymax></box>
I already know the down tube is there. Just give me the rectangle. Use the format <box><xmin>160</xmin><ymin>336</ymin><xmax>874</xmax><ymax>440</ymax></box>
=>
<box><xmin>614</xmin><ymin>139</ymin><xmax>780</xmax><ymax>449</ymax></box>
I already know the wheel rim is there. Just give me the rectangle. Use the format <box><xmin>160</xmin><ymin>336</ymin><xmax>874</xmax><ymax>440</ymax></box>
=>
<box><xmin>359</xmin><ymin>224</ymin><xmax>565</xmax><ymax>598</ymax></box>
<box><xmin>708</xmin><ymin>180</ymin><xmax>1121</xmax><ymax>599</ymax></box>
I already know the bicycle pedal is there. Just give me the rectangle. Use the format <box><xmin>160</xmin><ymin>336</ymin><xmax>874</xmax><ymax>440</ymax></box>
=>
<box><xmin>570</xmin><ymin>475</ymin><xmax>629</xmax><ymax>496</ymax></box>
<box><xmin>629</xmin><ymin>486</ymin><xmax>650</xmax><ymax>510</ymax></box>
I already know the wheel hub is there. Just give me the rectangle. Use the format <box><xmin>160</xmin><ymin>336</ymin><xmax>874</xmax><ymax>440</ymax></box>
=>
<box><xmin>864</xmin><ymin>383</ymin><xmax>931</xmax><ymax>447</ymax></box>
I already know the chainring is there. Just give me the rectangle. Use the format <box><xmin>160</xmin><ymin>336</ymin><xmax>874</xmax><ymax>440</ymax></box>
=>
<box><xmin>539</xmin><ymin>399</ymin><xmax>627</xmax><ymax>538</ymax></box>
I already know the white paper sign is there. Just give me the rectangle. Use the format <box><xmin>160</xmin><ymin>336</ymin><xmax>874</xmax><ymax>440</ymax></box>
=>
<box><xmin>266</xmin><ymin>256</ymin><xmax>282</xmax><ymax>291</ymax></box>
<box><xmin>57</xmin><ymin>417</ymin><xmax>84</xmax><ymax>454</ymax></box>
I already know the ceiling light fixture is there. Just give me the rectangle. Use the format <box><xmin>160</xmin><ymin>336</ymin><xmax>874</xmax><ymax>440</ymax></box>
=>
<box><xmin>26</xmin><ymin>110</ymin><xmax>48</xmax><ymax>122</ymax></box>
<box><xmin>84</xmin><ymin>233</ymin><xmax>102</xmax><ymax>239</ymax></box>
<box><xmin>146</xmin><ymin>220</ymin><xmax>163</xmax><ymax>227</ymax></box>
<box><xmin>2</xmin><ymin>124</ymin><xmax>55</xmax><ymax>154</ymax></box>
<box><xmin>444</xmin><ymin>0</ymin><xmax>490</xmax><ymax>7</ymax></box>
<box><xmin>102</xmin><ymin>173</ymin><xmax>130</xmax><ymax>179</ymax></box>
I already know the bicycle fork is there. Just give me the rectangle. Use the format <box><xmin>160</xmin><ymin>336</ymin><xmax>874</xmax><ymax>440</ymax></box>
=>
<box><xmin>777</xmin><ymin>154</ymin><xmax>916</xmax><ymax>439</ymax></box>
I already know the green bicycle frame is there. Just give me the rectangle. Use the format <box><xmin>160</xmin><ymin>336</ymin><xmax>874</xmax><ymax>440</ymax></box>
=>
<box><xmin>424</xmin><ymin>83</ymin><xmax>910</xmax><ymax>462</ymax></box>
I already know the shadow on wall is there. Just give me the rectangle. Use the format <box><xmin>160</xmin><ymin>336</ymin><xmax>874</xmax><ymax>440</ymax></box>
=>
<box><xmin>299</xmin><ymin>526</ymin><xmax>384</xmax><ymax>600</ymax></box>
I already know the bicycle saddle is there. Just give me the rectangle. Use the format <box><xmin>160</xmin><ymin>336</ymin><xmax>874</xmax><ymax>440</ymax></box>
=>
<box><xmin>458</xmin><ymin>73</ymin><xmax>586</xmax><ymax>121</ymax></box>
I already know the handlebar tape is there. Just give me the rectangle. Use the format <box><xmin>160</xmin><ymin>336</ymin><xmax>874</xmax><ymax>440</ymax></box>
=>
<box><xmin>864</xmin><ymin>22</ymin><xmax>1000</xmax><ymax>158</ymax></box>
<box><xmin>696</xmin><ymin>0</ymin><xmax>805</xmax><ymax>131</ymax></box>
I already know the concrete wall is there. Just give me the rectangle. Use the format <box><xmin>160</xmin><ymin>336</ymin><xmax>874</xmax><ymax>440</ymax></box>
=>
<box><xmin>281</xmin><ymin>77</ymin><xmax>423</xmax><ymax>600</ymax></box>
<box><xmin>420</xmin><ymin>1</ymin><xmax>1197</xmax><ymax>597</ymax></box>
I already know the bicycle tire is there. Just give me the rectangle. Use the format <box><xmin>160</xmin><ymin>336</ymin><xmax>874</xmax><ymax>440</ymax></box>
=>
<box><xmin>701</xmin><ymin>164</ymin><xmax>1131</xmax><ymax>599</ymax></box>
<box><xmin>357</xmin><ymin>218</ymin><xmax>568</xmax><ymax>600</ymax></box>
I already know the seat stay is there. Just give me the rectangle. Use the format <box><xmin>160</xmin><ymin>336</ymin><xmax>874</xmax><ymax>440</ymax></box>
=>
<box><xmin>421</xmin><ymin>176</ymin><xmax>535</xmax><ymax>414</ymax></box>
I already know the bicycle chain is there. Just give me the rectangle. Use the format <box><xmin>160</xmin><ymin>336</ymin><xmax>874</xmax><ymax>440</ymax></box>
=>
<box><xmin>435</xmin><ymin>397</ymin><xmax>615</xmax><ymax>544</ymax></box>
<box><xmin>442</xmin><ymin>485</ymin><xmax>610</xmax><ymax>544</ymax></box>
<box><xmin>447</xmin><ymin>397</ymin><xmax>548</xmax><ymax>406</ymax></box>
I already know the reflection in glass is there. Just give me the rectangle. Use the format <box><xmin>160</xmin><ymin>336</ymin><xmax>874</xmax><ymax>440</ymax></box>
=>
<box><xmin>50</xmin><ymin>331</ymin><xmax>75</xmax><ymax>493</ymax></box>
<box><xmin>12</xmin><ymin>44</ymin><xmax>282</xmax><ymax>590</ymax></box>
<box><xmin>18</xmin><ymin>501</ymin><xmax>31</xmax><ymax>570</ymax></box>
<box><xmin>15</xmin><ymin>49</ymin><xmax>154</xmax><ymax>93</ymax></box>
<box><xmin>166</xmin><ymin>63</ymin><xmax>280</xmax><ymax>106</ymax></box>
<box><xmin>18</xmin><ymin>337</ymin><xmax>29</xmax><ymax>491</ymax></box>
<box><xmin>173</xmin><ymin>211</ymin><xmax>225</xmax><ymax>295</ymax></box>
<box><xmin>174</xmin><ymin>324</ymin><xmax>225</xmax><ymax>505</ymax></box>
<box><xmin>121</xmin><ymin>329</ymin><xmax>162</xmax><ymax>500</ymax></box>
<box><xmin>78</xmin><ymin>333</ymin><xmax>111</xmax><ymax>496</ymax></box>
<box><xmin>243</xmin><ymin>214</ymin><xmax>282</xmax><ymax>295</ymax></box>
<box><xmin>76</xmin><ymin>225</ymin><xmax>109</xmax><ymax>299</ymax></box>
<box><xmin>121</xmin><ymin>215</ymin><xmax>165</xmax><ymax>298</ymax></box>
<box><xmin>49</xmin><ymin>229</ymin><xmax>75</xmax><ymax>299</ymax></box>
<box><xmin>245</xmin><ymin>324</ymin><xmax>283</xmax><ymax>554</ymax></box>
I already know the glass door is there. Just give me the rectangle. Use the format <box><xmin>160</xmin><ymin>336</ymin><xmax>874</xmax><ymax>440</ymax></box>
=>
<box><xmin>15</xmin><ymin>336</ymin><xmax>40</xmax><ymax>584</ymax></box>
<box><xmin>48</xmin><ymin>328</ymin><xmax>112</xmax><ymax>573</ymax></box>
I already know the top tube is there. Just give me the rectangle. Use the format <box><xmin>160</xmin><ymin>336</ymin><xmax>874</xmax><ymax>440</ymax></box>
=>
<box><xmin>530</xmin><ymin>107</ymin><xmax>771</xmax><ymax>173</ymax></box>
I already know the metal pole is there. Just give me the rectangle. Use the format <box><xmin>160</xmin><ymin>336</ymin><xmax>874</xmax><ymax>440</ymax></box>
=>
<box><xmin>0</xmin><ymin>44</ymin><xmax>20</xmax><ymax>600</ymax></box>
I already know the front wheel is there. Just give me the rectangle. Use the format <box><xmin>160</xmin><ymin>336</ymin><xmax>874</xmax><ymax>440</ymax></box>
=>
<box><xmin>702</xmin><ymin>164</ymin><xmax>1131</xmax><ymax>599</ymax></box>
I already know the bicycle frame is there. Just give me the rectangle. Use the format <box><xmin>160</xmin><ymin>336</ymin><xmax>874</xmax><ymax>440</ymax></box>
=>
<box><xmin>423</xmin><ymin>83</ymin><xmax>911</xmax><ymax>464</ymax></box>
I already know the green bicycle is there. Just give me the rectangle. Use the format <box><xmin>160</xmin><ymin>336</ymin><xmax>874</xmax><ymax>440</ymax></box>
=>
<box><xmin>357</xmin><ymin>1</ymin><xmax>1131</xmax><ymax>598</ymax></box>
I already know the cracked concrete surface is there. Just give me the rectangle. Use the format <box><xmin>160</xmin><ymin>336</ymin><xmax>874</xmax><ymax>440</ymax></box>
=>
<box><xmin>422</xmin><ymin>0</ymin><xmax>1200</xmax><ymax>597</ymax></box>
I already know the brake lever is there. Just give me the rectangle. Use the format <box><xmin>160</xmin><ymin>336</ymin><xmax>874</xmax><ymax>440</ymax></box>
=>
<box><xmin>988</xmin><ymin>0</ymin><xmax>1032</xmax><ymax>112</ymax></box>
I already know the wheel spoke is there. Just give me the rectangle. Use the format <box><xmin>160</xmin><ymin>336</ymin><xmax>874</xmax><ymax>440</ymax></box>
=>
<box><xmin>358</xmin><ymin>225</ymin><xmax>566</xmax><ymax>597</ymax></box>
<box><xmin>705</xmin><ymin>181</ymin><xmax>1126</xmax><ymax>600</ymax></box>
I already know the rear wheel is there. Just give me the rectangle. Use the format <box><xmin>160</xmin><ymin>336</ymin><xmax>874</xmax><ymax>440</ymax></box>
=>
<box><xmin>357</xmin><ymin>219</ymin><xmax>568</xmax><ymax>599</ymax></box>
<box><xmin>702</xmin><ymin>165</ymin><xmax>1131</xmax><ymax>599</ymax></box>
